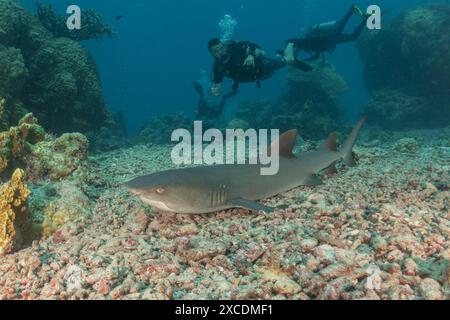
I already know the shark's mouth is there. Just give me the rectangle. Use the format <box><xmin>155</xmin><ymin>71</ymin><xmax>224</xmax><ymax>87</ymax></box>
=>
<box><xmin>141</xmin><ymin>197</ymin><xmax>173</xmax><ymax>212</ymax></box>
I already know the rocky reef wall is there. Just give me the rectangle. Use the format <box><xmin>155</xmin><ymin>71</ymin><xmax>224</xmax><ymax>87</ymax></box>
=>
<box><xmin>235</xmin><ymin>62</ymin><xmax>348</xmax><ymax>140</ymax></box>
<box><xmin>357</xmin><ymin>4</ymin><xmax>450</xmax><ymax>129</ymax></box>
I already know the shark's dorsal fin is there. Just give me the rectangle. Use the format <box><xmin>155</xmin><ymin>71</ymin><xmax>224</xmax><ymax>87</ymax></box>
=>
<box><xmin>321</xmin><ymin>132</ymin><xmax>338</xmax><ymax>151</ymax></box>
<box><xmin>268</xmin><ymin>129</ymin><xmax>297</xmax><ymax>158</ymax></box>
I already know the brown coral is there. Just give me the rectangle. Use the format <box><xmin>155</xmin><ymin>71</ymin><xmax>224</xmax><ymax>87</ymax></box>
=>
<box><xmin>0</xmin><ymin>168</ymin><xmax>30</xmax><ymax>254</ymax></box>
<box><xmin>0</xmin><ymin>112</ymin><xmax>46</xmax><ymax>176</ymax></box>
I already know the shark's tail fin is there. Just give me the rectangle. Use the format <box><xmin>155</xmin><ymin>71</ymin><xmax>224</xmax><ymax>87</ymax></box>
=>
<box><xmin>341</xmin><ymin>116</ymin><xmax>366</xmax><ymax>167</ymax></box>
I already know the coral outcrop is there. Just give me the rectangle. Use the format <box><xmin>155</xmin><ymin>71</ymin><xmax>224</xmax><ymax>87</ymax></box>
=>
<box><xmin>0</xmin><ymin>169</ymin><xmax>30</xmax><ymax>254</ymax></box>
<box><xmin>25</xmin><ymin>133</ymin><xmax>88</xmax><ymax>182</ymax></box>
<box><xmin>357</xmin><ymin>5</ymin><xmax>450</xmax><ymax>128</ymax></box>
<box><xmin>0</xmin><ymin>110</ymin><xmax>91</xmax><ymax>250</ymax></box>
<box><xmin>29</xmin><ymin>180</ymin><xmax>90</xmax><ymax>238</ymax></box>
<box><xmin>0</xmin><ymin>112</ymin><xmax>46</xmax><ymax>176</ymax></box>
<box><xmin>0</xmin><ymin>0</ymin><xmax>112</xmax><ymax>134</ymax></box>
<box><xmin>36</xmin><ymin>2</ymin><xmax>114</xmax><ymax>41</ymax></box>
<box><xmin>235</xmin><ymin>62</ymin><xmax>348</xmax><ymax>139</ymax></box>
<box><xmin>136</xmin><ymin>112</ymin><xmax>192</xmax><ymax>145</ymax></box>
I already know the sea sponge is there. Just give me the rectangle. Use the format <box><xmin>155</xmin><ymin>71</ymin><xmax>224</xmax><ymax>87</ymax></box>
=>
<box><xmin>0</xmin><ymin>168</ymin><xmax>30</xmax><ymax>254</ymax></box>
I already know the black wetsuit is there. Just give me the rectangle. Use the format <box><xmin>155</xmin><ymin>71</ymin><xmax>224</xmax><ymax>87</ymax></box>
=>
<box><xmin>287</xmin><ymin>6</ymin><xmax>367</xmax><ymax>61</ymax></box>
<box><xmin>193</xmin><ymin>81</ymin><xmax>238</xmax><ymax>118</ymax></box>
<box><xmin>211</xmin><ymin>41</ymin><xmax>287</xmax><ymax>88</ymax></box>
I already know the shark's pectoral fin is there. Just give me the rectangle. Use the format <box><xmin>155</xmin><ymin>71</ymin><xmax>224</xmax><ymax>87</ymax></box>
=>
<box><xmin>227</xmin><ymin>199</ymin><xmax>274</xmax><ymax>213</ymax></box>
<box><xmin>322</xmin><ymin>161</ymin><xmax>338</xmax><ymax>175</ymax></box>
<box><xmin>304</xmin><ymin>174</ymin><xmax>324</xmax><ymax>186</ymax></box>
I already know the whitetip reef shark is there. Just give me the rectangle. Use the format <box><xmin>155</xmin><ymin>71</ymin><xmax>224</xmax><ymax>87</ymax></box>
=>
<box><xmin>125</xmin><ymin>117</ymin><xmax>366</xmax><ymax>214</ymax></box>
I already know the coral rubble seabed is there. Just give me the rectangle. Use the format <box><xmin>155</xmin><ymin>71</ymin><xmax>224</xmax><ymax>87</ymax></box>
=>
<box><xmin>0</xmin><ymin>125</ymin><xmax>448</xmax><ymax>300</ymax></box>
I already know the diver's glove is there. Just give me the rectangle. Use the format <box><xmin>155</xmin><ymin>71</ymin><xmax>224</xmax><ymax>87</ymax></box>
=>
<box><xmin>211</xmin><ymin>83</ymin><xmax>222</xmax><ymax>96</ymax></box>
<box><xmin>353</xmin><ymin>4</ymin><xmax>364</xmax><ymax>17</ymax></box>
<box><xmin>243</xmin><ymin>55</ymin><xmax>256</xmax><ymax>67</ymax></box>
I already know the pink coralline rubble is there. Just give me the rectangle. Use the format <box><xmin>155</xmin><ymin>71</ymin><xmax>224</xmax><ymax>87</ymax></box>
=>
<box><xmin>0</xmin><ymin>128</ymin><xmax>449</xmax><ymax>300</ymax></box>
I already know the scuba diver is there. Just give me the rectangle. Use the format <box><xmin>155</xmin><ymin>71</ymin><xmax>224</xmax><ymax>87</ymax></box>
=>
<box><xmin>208</xmin><ymin>38</ymin><xmax>312</xmax><ymax>96</ymax></box>
<box><xmin>284</xmin><ymin>4</ymin><xmax>371</xmax><ymax>62</ymax></box>
<box><xmin>193</xmin><ymin>80</ymin><xmax>238</xmax><ymax>118</ymax></box>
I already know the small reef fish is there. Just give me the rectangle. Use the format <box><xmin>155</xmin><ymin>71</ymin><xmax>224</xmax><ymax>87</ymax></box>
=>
<box><xmin>125</xmin><ymin>117</ymin><xmax>366</xmax><ymax>214</ymax></box>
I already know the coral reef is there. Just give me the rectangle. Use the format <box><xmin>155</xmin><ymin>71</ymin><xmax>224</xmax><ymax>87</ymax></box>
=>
<box><xmin>36</xmin><ymin>2</ymin><xmax>114</xmax><ymax>41</ymax></box>
<box><xmin>0</xmin><ymin>169</ymin><xmax>30</xmax><ymax>254</ymax></box>
<box><xmin>225</xmin><ymin>118</ymin><xmax>250</xmax><ymax>131</ymax></box>
<box><xmin>0</xmin><ymin>0</ymin><xmax>112</xmax><ymax>134</ymax></box>
<box><xmin>0</xmin><ymin>112</ymin><xmax>46</xmax><ymax>176</ymax></box>
<box><xmin>0</xmin><ymin>110</ymin><xmax>92</xmax><ymax>256</ymax></box>
<box><xmin>135</xmin><ymin>112</ymin><xmax>192</xmax><ymax>145</ymax></box>
<box><xmin>235</xmin><ymin>62</ymin><xmax>348</xmax><ymax>139</ymax></box>
<box><xmin>88</xmin><ymin>112</ymin><xmax>129</xmax><ymax>153</ymax></box>
<box><xmin>30</xmin><ymin>180</ymin><xmax>91</xmax><ymax>238</ymax></box>
<box><xmin>25</xmin><ymin>133</ymin><xmax>88</xmax><ymax>182</ymax></box>
<box><xmin>357</xmin><ymin>4</ymin><xmax>450</xmax><ymax>128</ymax></box>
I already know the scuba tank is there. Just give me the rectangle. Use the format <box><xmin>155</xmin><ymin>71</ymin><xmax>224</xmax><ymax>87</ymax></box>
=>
<box><xmin>309</xmin><ymin>21</ymin><xmax>338</xmax><ymax>37</ymax></box>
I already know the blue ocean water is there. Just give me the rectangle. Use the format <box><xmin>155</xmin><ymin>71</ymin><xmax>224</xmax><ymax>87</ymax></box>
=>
<box><xmin>21</xmin><ymin>0</ymin><xmax>441</xmax><ymax>134</ymax></box>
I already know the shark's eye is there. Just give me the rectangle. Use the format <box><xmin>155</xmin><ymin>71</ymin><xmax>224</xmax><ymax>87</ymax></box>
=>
<box><xmin>155</xmin><ymin>187</ymin><xmax>165</xmax><ymax>195</ymax></box>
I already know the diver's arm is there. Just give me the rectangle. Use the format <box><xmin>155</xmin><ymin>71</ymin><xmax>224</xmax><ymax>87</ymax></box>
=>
<box><xmin>304</xmin><ymin>51</ymin><xmax>321</xmax><ymax>61</ymax></box>
<box><xmin>242</xmin><ymin>42</ymin><xmax>263</xmax><ymax>66</ymax></box>
<box><xmin>211</xmin><ymin>82</ymin><xmax>222</xmax><ymax>96</ymax></box>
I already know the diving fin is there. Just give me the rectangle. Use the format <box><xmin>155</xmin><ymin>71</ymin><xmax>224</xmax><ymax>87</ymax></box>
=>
<box><xmin>193</xmin><ymin>81</ymin><xmax>204</xmax><ymax>98</ymax></box>
<box><xmin>292</xmin><ymin>59</ymin><xmax>313</xmax><ymax>72</ymax></box>
<box><xmin>227</xmin><ymin>198</ymin><xmax>274</xmax><ymax>213</ymax></box>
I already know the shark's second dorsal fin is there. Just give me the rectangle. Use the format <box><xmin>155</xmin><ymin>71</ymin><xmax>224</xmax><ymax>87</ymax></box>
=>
<box><xmin>268</xmin><ymin>129</ymin><xmax>297</xmax><ymax>158</ymax></box>
<box><xmin>321</xmin><ymin>132</ymin><xmax>338</xmax><ymax>151</ymax></box>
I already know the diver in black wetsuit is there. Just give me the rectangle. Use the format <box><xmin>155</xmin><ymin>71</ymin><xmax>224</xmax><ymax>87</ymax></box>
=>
<box><xmin>208</xmin><ymin>38</ymin><xmax>312</xmax><ymax>96</ymax></box>
<box><xmin>285</xmin><ymin>4</ymin><xmax>371</xmax><ymax>62</ymax></box>
<box><xmin>193</xmin><ymin>80</ymin><xmax>238</xmax><ymax>118</ymax></box>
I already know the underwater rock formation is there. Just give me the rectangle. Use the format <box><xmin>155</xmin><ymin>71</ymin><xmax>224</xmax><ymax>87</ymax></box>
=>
<box><xmin>25</xmin><ymin>132</ymin><xmax>88</xmax><ymax>182</ymax></box>
<box><xmin>136</xmin><ymin>112</ymin><xmax>192</xmax><ymax>145</ymax></box>
<box><xmin>0</xmin><ymin>111</ymin><xmax>91</xmax><ymax>250</ymax></box>
<box><xmin>36</xmin><ymin>2</ymin><xmax>114</xmax><ymax>41</ymax></box>
<box><xmin>88</xmin><ymin>112</ymin><xmax>129</xmax><ymax>153</ymax></box>
<box><xmin>31</xmin><ymin>180</ymin><xmax>90</xmax><ymax>238</ymax></box>
<box><xmin>235</xmin><ymin>63</ymin><xmax>348</xmax><ymax>139</ymax></box>
<box><xmin>225</xmin><ymin>118</ymin><xmax>250</xmax><ymax>131</ymax></box>
<box><xmin>0</xmin><ymin>169</ymin><xmax>30</xmax><ymax>254</ymax></box>
<box><xmin>0</xmin><ymin>112</ymin><xmax>46</xmax><ymax>176</ymax></box>
<box><xmin>357</xmin><ymin>4</ymin><xmax>450</xmax><ymax>128</ymax></box>
<box><xmin>0</xmin><ymin>0</ymin><xmax>112</xmax><ymax>134</ymax></box>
